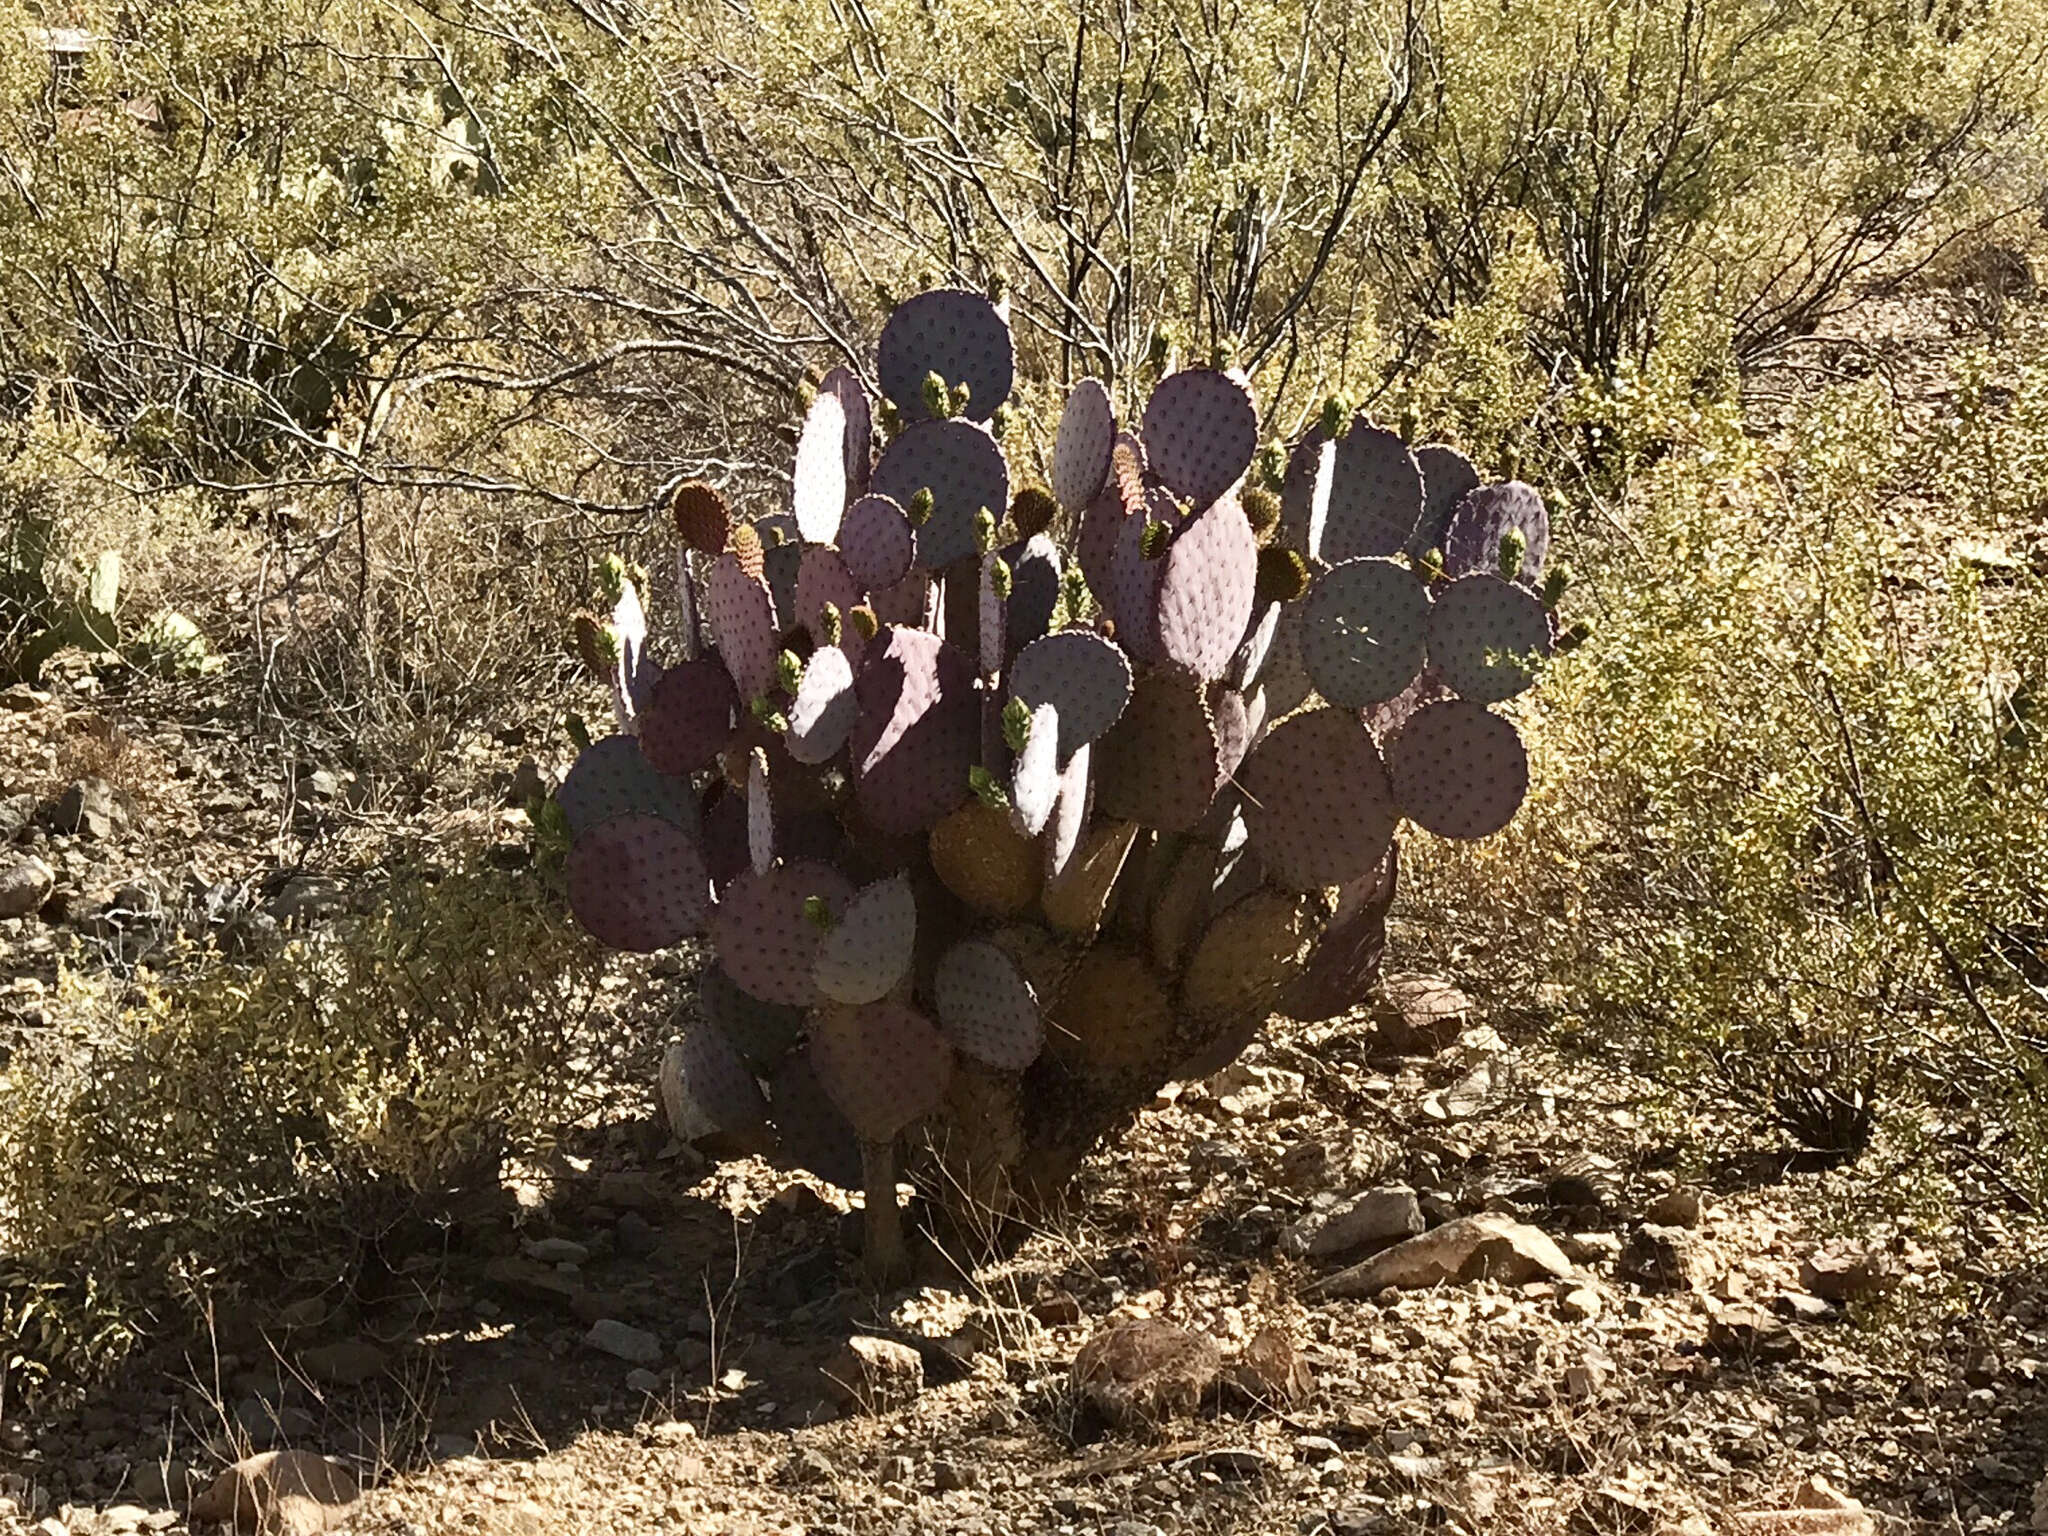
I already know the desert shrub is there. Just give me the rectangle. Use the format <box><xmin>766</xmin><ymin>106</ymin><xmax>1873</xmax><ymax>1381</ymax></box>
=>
<box><xmin>0</xmin><ymin>863</ymin><xmax>618</xmax><ymax>1397</ymax></box>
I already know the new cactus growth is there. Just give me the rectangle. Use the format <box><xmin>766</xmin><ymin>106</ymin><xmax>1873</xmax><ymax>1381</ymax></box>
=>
<box><xmin>553</xmin><ymin>288</ymin><xmax>1555</xmax><ymax>1283</ymax></box>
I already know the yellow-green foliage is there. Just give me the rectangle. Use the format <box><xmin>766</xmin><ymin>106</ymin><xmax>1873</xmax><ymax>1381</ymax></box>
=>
<box><xmin>0</xmin><ymin>867</ymin><xmax>615</xmax><ymax>1391</ymax></box>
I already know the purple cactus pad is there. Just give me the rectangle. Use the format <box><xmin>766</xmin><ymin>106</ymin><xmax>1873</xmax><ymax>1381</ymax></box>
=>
<box><xmin>638</xmin><ymin>660</ymin><xmax>740</xmax><ymax>777</ymax></box>
<box><xmin>849</xmin><ymin>627</ymin><xmax>980</xmax><ymax>835</ymax></box>
<box><xmin>933</xmin><ymin>939</ymin><xmax>1044</xmax><ymax>1071</ymax></box>
<box><xmin>700</xmin><ymin>963</ymin><xmax>808</xmax><ymax>1069</ymax></box>
<box><xmin>558</xmin><ymin>734</ymin><xmax>696</xmax><ymax>839</ymax></box>
<box><xmin>1141</xmin><ymin>369</ymin><xmax>1258</xmax><ymax>508</ymax></box>
<box><xmin>769</xmin><ymin>1047</ymin><xmax>864</xmax><ymax>1188</ymax></box>
<box><xmin>566</xmin><ymin>813</ymin><xmax>710</xmax><ymax>951</ymax></box>
<box><xmin>1385</xmin><ymin>699</ymin><xmax>1529</xmax><ymax>838</ymax></box>
<box><xmin>813</xmin><ymin>873</ymin><xmax>919</xmax><ymax>1006</ymax></box>
<box><xmin>1155</xmin><ymin>494</ymin><xmax>1259</xmax><ymax>680</ymax></box>
<box><xmin>1053</xmin><ymin>378</ymin><xmax>1117</xmax><ymax>512</ymax></box>
<box><xmin>786</xmin><ymin>643</ymin><xmax>859</xmax><ymax>765</ymax></box>
<box><xmin>705</xmin><ymin>553</ymin><xmax>781</xmax><ymax>700</ymax></box>
<box><xmin>1319</xmin><ymin>417</ymin><xmax>1424</xmax><ymax>561</ymax></box>
<box><xmin>1299</xmin><ymin>557</ymin><xmax>1433</xmax><ymax>707</ymax></box>
<box><xmin>809</xmin><ymin>999</ymin><xmax>955</xmax><ymax>1140</ymax></box>
<box><xmin>1094</xmin><ymin>670</ymin><xmax>1225</xmax><ymax>833</ymax></box>
<box><xmin>1443</xmin><ymin>481</ymin><xmax>1549</xmax><ymax>584</ymax></box>
<box><xmin>871</xmin><ymin>418</ymin><xmax>1010</xmax><ymax>572</ymax></box>
<box><xmin>1007</xmin><ymin>630</ymin><xmax>1133</xmax><ymax>763</ymax></box>
<box><xmin>1239</xmin><ymin>706</ymin><xmax>1398</xmax><ymax>891</ymax></box>
<box><xmin>710</xmin><ymin>860</ymin><xmax>856</xmax><ymax>1006</ymax></box>
<box><xmin>1410</xmin><ymin>444</ymin><xmax>1480</xmax><ymax>557</ymax></box>
<box><xmin>819</xmin><ymin>366</ymin><xmax>873</xmax><ymax>494</ymax></box>
<box><xmin>877</xmin><ymin>288</ymin><xmax>1015</xmax><ymax>425</ymax></box>
<box><xmin>1427</xmin><ymin>573</ymin><xmax>1552</xmax><ymax>703</ymax></box>
<box><xmin>839</xmin><ymin>493</ymin><xmax>917</xmax><ymax>592</ymax></box>
<box><xmin>792</xmin><ymin>388</ymin><xmax>851</xmax><ymax>543</ymax></box>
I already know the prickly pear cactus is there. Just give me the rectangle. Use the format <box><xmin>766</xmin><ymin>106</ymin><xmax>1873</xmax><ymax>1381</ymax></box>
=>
<box><xmin>558</xmin><ymin>289</ymin><xmax>1561</xmax><ymax>1281</ymax></box>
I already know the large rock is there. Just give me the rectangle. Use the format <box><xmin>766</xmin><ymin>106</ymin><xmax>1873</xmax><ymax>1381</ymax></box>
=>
<box><xmin>297</xmin><ymin>1338</ymin><xmax>389</xmax><ymax>1387</ymax></box>
<box><xmin>0</xmin><ymin>855</ymin><xmax>53</xmax><ymax>919</ymax></box>
<box><xmin>1732</xmin><ymin>1475</ymin><xmax>1878</xmax><ymax>1536</ymax></box>
<box><xmin>820</xmin><ymin>1335</ymin><xmax>924</xmax><ymax>1414</ymax></box>
<box><xmin>0</xmin><ymin>793</ymin><xmax>35</xmax><ymax>841</ymax></box>
<box><xmin>1370</xmin><ymin>974</ymin><xmax>1473</xmax><ymax>1055</ymax></box>
<box><xmin>1799</xmin><ymin>1241</ymin><xmax>1902</xmax><ymax>1303</ymax></box>
<box><xmin>187</xmin><ymin>1450</ymin><xmax>358</xmax><ymax>1535</ymax></box>
<box><xmin>1221</xmin><ymin>1325</ymin><xmax>1313</xmax><ymax>1409</ymax></box>
<box><xmin>1304</xmin><ymin>1185</ymin><xmax>1425</xmax><ymax>1259</ymax></box>
<box><xmin>49</xmin><ymin>778</ymin><xmax>128</xmax><ymax>840</ymax></box>
<box><xmin>1308</xmin><ymin>1213</ymin><xmax>1573</xmax><ymax>1298</ymax></box>
<box><xmin>1619</xmin><ymin>1224</ymin><xmax>1714</xmax><ymax>1293</ymax></box>
<box><xmin>1070</xmin><ymin>1318</ymin><xmax>1221</xmax><ymax>1431</ymax></box>
<box><xmin>584</xmin><ymin>1318</ymin><xmax>662</xmax><ymax>1365</ymax></box>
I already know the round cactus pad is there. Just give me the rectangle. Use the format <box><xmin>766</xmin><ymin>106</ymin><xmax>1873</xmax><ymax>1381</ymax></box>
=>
<box><xmin>934</xmin><ymin>939</ymin><xmax>1044</xmax><ymax>1071</ymax></box>
<box><xmin>1386</xmin><ymin>699</ymin><xmax>1529</xmax><ymax>838</ymax></box>
<box><xmin>1444</xmin><ymin>480</ymin><xmax>1550</xmax><ymax>583</ymax></box>
<box><xmin>638</xmin><ymin>660</ymin><xmax>739</xmax><ymax>777</ymax></box>
<box><xmin>839</xmin><ymin>493</ymin><xmax>917</xmax><ymax>592</ymax></box>
<box><xmin>567</xmin><ymin>813</ymin><xmax>709</xmax><ymax>952</ymax></box>
<box><xmin>1428</xmin><ymin>574</ymin><xmax>1552</xmax><ymax>703</ymax></box>
<box><xmin>819</xmin><ymin>365</ymin><xmax>873</xmax><ymax>493</ymax></box>
<box><xmin>558</xmin><ymin>734</ymin><xmax>696</xmax><ymax>839</ymax></box>
<box><xmin>1045</xmin><ymin>943</ymin><xmax>1175</xmax><ymax>1074</ymax></box>
<box><xmin>1300</xmin><ymin>557</ymin><xmax>1432</xmax><ymax>707</ymax></box>
<box><xmin>709</xmin><ymin>860</ymin><xmax>856</xmax><ymax>1006</ymax></box>
<box><xmin>1180</xmin><ymin>889</ymin><xmax>1314</xmax><ymax>1026</ymax></box>
<box><xmin>849</xmin><ymin>627</ymin><xmax>979</xmax><ymax>835</ymax></box>
<box><xmin>670</xmin><ymin>481</ymin><xmax>733</xmax><ymax>554</ymax></box>
<box><xmin>794</xmin><ymin>545</ymin><xmax>868</xmax><ymax>666</ymax></box>
<box><xmin>1008</xmin><ymin>630</ymin><xmax>1133</xmax><ymax>762</ymax></box>
<box><xmin>769</xmin><ymin>1048</ymin><xmax>864</xmax><ymax>1189</ymax></box>
<box><xmin>700</xmin><ymin>963</ymin><xmax>808</xmax><ymax>1069</ymax></box>
<box><xmin>1411</xmin><ymin>444</ymin><xmax>1480</xmax><ymax>556</ymax></box>
<box><xmin>792</xmin><ymin>388</ymin><xmax>850</xmax><ymax>543</ymax></box>
<box><xmin>704</xmin><ymin>553</ymin><xmax>781</xmax><ymax>700</ymax></box>
<box><xmin>1142</xmin><ymin>369</ymin><xmax>1257</xmax><ymax>509</ymax></box>
<box><xmin>930</xmin><ymin>800</ymin><xmax>1043</xmax><ymax>916</ymax></box>
<box><xmin>1094</xmin><ymin>670</ymin><xmax>1225</xmax><ymax>832</ymax></box>
<box><xmin>809</xmin><ymin>999</ymin><xmax>955</xmax><ymax>1141</ymax></box>
<box><xmin>813</xmin><ymin>873</ymin><xmax>919</xmax><ymax>1005</ymax></box>
<box><xmin>1319</xmin><ymin>418</ymin><xmax>1424</xmax><ymax>561</ymax></box>
<box><xmin>1054</xmin><ymin>378</ymin><xmax>1117</xmax><ymax>512</ymax></box>
<box><xmin>786</xmin><ymin>643</ymin><xmax>859</xmax><ymax>764</ymax></box>
<box><xmin>877</xmin><ymin>288</ymin><xmax>1014</xmax><ymax>425</ymax></box>
<box><xmin>1156</xmin><ymin>495</ymin><xmax>1259</xmax><ymax>679</ymax></box>
<box><xmin>1239</xmin><ymin>706</ymin><xmax>1398</xmax><ymax>890</ymax></box>
<box><xmin>871</xmin><ymin>419</ymin><xmax>1010</xmax><ymax>572</ymax></box>
<box><xmin>671</xmin><ymin>1023</ymin><xmax>769</xmax><ymax>1136</ymax></box>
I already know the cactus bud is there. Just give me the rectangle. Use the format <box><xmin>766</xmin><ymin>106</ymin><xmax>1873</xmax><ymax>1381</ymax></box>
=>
<box><xmin>1542</xmin><ymin>561</ymin><xmax>1571</xmax><ymax>611</ymax></box>
<box><xmin>849</xmin><ymin>604</ymin><xmax>880</xmax><ymax>641</ymax></box>
<box><xmin>1009</xmin><ymin>485</ymin><xmax>1058</xmax><ymax>540</ymax></box>
<box><xmin>571</xmin><ymin>611</ymin><xmax>613</xmax><ymax>671</ymax></box>
<box><xmin>949</xmin><ymin>380</ymin><xmax>972</xmax><ymax>417</ymax></box>
<box><xmin>1414</xmin><ymin>546</ymin><xmax>1445</xmax><ymax>584</ymax></box>
<box><xmin>1255</xmin><ymin>440</ymin><xmax>1286</xmax><ymax>492</ymax></box>
<box><xmin>776</xmin><ymin>649</ymin><xmax>803</xmax><ymax>695</ymax></box>
<box><xmin>1498</xmin><ymin>528</ymin><xmax>1528</xmax><ymax>582</ymax></box>
<box><xmin>879</xmin><ymin>399</ymin><xmax>902</xmax><ymax>440</ymax></box>
<box><xmin>1318</xmin><ymin>394</ymin><xmax>1351</xmax><ymax>440</ymax></box>
<box><xmin>1140</xmin><ymin>520</ymin><xmax>1172</xmax><ymax>560</ymax></box>
<box><xmin>908</xmin><ymin>487</ymin><xmax>935</xmax><ymax>527</ymax></box>
<box><xmin>974</xmin><ymin>506</ymin><xmax>998</xmax><ymax>555</ymax></box>
<box><xmin>1145</xmin><ymin>327</ymin><xmax>1173</xmax><ymax>374</ymax></box>
<box><xmin>921</xmin><ymin>371</ymin><xmax>950</xmax><ymax>420</ymax></box>
<box><xmin>1397</xmin><ymin>404</ymin><xmax>1418</xmax><ymax>442</ymax></box>
<box><xmin>986</xmin><ymin>272</ymin><xmax>1008</xmax><ymax>304</ymax></box>
<box><xmin>564</xmin><ymin>712</ymin><xmax>592</xmax><ymax>752</ymax></box>
<box><xmin>795</xmin><ymin>377</ymin><xmax>818</xmax><ymax>414</ymax></box>
<box><xmin>989</xmin><ymin>556</ymin><xmax>1013</xmax><ymax>601</ymax></box>
<box><xmin>1001</xmin><ymin>696</ymin><xmax>1032</xmax><ymax>753</ymax></box>
<box><xmin>729</xmin><ymin>521</ymin><xmax>765</xmax><ymax>580</ymax></box>
<box><xmin>990</xmin><ymin>403</ymin><xmax>1012</xmax><ymax>440</ymax></box>
<box><xmin>750</xmin><ymin>696</ymin><xmax>790</xmax><ymax>733</ymax></box>
<box><xmin>803</xmin><ymin>894</ymin><xmax>837</xmax><ymax>932</ymax></box>
<box><xmin>597</xmin><ymin>552</ymin><xmax>629</xmax><ymax>606</ymax></box>
<box><xmin>1254</xmin><ymin>547</ymin><xmax>1310</xmax><ymax>605</ymax></box>
<box><xmin>818</xmin><ymin>602</ymin><xmax>843</xmax><ymax>646</ymax></box>
<box><xmin>1060</xmin><ymin>564</ymin><xmax>1091</xmax><ymax>625</ymax></box>
<box><xmin>968</xmin><ymin>765</ymin><xmax>1010</xmax><ymax>810</ymax></box>
<box><xmin>1241</xmin><ymin>486</ymin><xmax>1281</xmax><ymax>539</ymax></box>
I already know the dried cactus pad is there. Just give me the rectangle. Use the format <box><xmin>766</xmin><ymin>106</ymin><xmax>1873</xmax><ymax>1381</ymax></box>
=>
<box><xmin>786</xmin><ymin>643</ymin><xmax>859</xmax><ymax>764</ymax></box>
<box><xmin>849</xmin><ymin>627</ymin><xmax>978</xmax><ymax>834</ymax></box>
<box><xmin>700</xmin><ymin>963</ymin><xmax>808</xmax><ymax>1070</ymax></box>
<box><xmin>704</xmin><ymin>552</ymin><xmax>781</xmax><ymax>700</ymax></box>
<box><xmin>1054</xmin><ymin>378</ymin><xmax>1117</xmax><ymax>512</ymax></box>
<box><xmin>1428</xmin><ymin>573</ymin><xmax>1552</xmax><ymax>703</ymax></box>
<box><xmin>1009</xmin><ymin>630</ymin><xmax>1133</xmax><ymax>762</ymax></box>
<box><xmin>1410</xmin><ymin>444</ymin><xmax>1480</xmax><ymax>557</ymax></box>
<box><xmin>1180</xmin><ymin>888</ymin><xmax>1314</xmax><ymax>1027</ymax></box>
<box><xmin>931</xmin><ymin>800</ymin><xmax>1043</xmax><ymax>916</ymax></box>
<box><xmin>839</xmin><ymin>493</ymin><xmax>917</xmax><ymax>592</ymax></box>
<box><xmin>819</xmin><ymin>365</ymin><xmax>873</xmax><ymax>493</ymax></box>
<box><xmin>1094</xmin><ymin>670</ymin><xmax>1225</xmax><ymax>833</ymax></box>
<box><xmin>792</xmin><ymin>387</ymin><xmax>850</xmax><ymax>543</ymax></box>
<box><xmin>671</xmin><ymin>1023</ymin><xmax>769</xmax><ymax>1136</ymax></box>
<box><xmin>934</xmin><ymin>939</ymin><xmax>1044</xmax><ymax>1070</ymax></box>
<box><xmin>670</xmin><ymin>480</ymin><xmax>733</xmax><ymax>553</ymax></box>
<box><xmin>769</xmin><ymin>1047</ymin><xmax>864</xmax><ymax>1189</ymax></box>
<box><xmin>1385</xmin><ymin>699</ymin><xmax>1529</xmax><ymax>839</ymax></box>
<box><xmin>638</xmin><ymin>659</ymin><xmax>740</xmax><ymax>777</ymax></box>
<box><xmin>567</xmin><ymin>813</ymin><xmax>709</xmax><ymax>952</ymax></box>
<box><xmin>814</xmin><ymin>873</ymin><xmax>919</xmax><ymax>1005</ymax></box>
<box><xmin>878</xmin><ymin>288</ymin><xmax>1015</xmax><ymax>425</ymax></box>
<box><xmin>1042</xmin><ymin>816</ymin><xmax>1137</xmax><ymax>937</ymax></box>
<box><xmin>1320</xmin><ymin>418</ymin><xmax>1424</xmax><ymax>561</ymax></box>
<box><xmin>558</xmin><ymin>734</ymin><xmax>696</xmax><ymax>838</ymax></box>
<box><xmin>709</xmin><ymin>860</ymin><xmax>856</xmax><ymax>1006</ymax></box>
<box><xmin>1300</xmin><ymin>557</ymin><xmax>1433</xmax><ymax>707</ymax></box>
<box><xmin>1443</xmin><ymin>480</ymin><xmax>1549</xmax><ymax>583</ymax></box>
<box><xmin>809</xmin><ymin>999</ymin><xmax>955</xmax><ymax>1141</ymax></box>
<box><xmin>1239</xmin><ymin>705</ymin><xmax>1398</xmax><ymax>890</ymax></box>
<box><xmin>1142</xmin><ymin>369</ymin><xmax>1258</xmax><ymax>509</ymax></box>
<box><xmin>1156</xmin><ymin>495</ymin><xmax>1259</xmax><ymax>680</ymax></box>
<box><xmin>871</xmin><ymin>418</ymin><xmax>1010</xmax><ymax>572</ymax></box>
<box><xmin>1045</xmin><ymin>942</ymin><xmax>1175</xmax><ymax>1073</ymax></box>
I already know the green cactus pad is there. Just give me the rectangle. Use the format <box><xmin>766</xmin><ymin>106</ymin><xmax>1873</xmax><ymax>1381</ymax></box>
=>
<box><xmin>566</xmin><ymin>812</ymin><xmax>710</xmax><ymax>952</ymax></box>
<box><xmin>1094</xmin><ymin>670</ymin><xmax>1225</xmax><ymax>833</ymax></box>
<box><xmin>1385</xmin><ymin>698</ymin><xmax>1529</xmax><ymax>839</ymax></box>
<box><xmin>558</xmin><ymin>734</ymin><xmax>696</xmax><ymax>839</ymax></box>
<box><xmin>1044</xmin><ymin>941</ymin><xmax>1174</xmax><ymax>1074</ymax></box>
<box><xmin>793</xmin><ymin>387</ymin><xmax>852</xmax><ymax>543</ymax></box>
<box><xmin>709</xmin><ymin>860</ymin><xmax>857</xmax><ymax>1006</ymax></box>
<box><xmin>1283</xmin><ymin>842</ymin><xmax>1397</xmax><ymax>1023</ymax></box>
<box><xmin>638</xmin><ymin>659</ymin><xmax>740</xmax><ymax>777</ymax></box>
<box><xmin>705</xmin><ymin>552</ymin><xmax>781</xmax><ymax>700</ymax></box>
<box><xmin>700</xmin><ymin>963</ymin><xmax>808</xmax><ymax>1070</ymax></box>
<box><xmin>1319</xmin><ymin>417</ymin><xmax>1424</xmax><ymax>561</ymax></box>
<box><xmin>1053</xmin><ymin>378</ymin><xmax>1117</xmax><ymax>513</ymax></box>
<box><xmin>878</xmin><ymin>288</ymin><xmax>1014</xmax><ymax>425</ymax></box>
<box><xmin>930</xmin><ymin>799</ymin><xmax>1043</xmax><ymax>916</ymax></box>
<box><xmin>1239</xmin><ymin>706</ymin><xmax>1398</xmax><ymax>891</ymax></box>
<box><xmin>1299</xmin><ymin>556</ymin><xmax>1433</xmax><ymax>707</ymax></box>
<box><xmin>769</xmin><ymin>1047</ymin><xmax>865</xmax><ymax>1189</ymax></box>
<box><xmin>840</xmin><ymin>493</ymin><xmax>917</xmax><ymax>592</ymax></box>
<box><xmin>1155</xmin><ymin>494</ymin><xmax>1259</xmax><ymax>680</ymax></box>
<box><xmin>1443</xmin><ymin>481</ymin><xmax>1549</xmax><ymax>584</ymax></box>
<box><xmin>786</xmin><ymin>642</ymin><xmax>859</xmax><ymax>765</ymax></box>
<box><xmin>1008</xmin><ymin>630</ymin><xmax>1133</xmax><ymax>764</ymax></box>
<box><xmin>870</xmin><ymin>419</ymin><xmax>1010</xmax><ymax>571</ymax></box>
<box><xmin>1427</xmin><ymin>573</ymin><xmax>1552</xmax><ymax>703</ymax></box>
<box><xmin>1141</xmin><ymin>368</ymin><xmax>1258</xmax><ymax>509</ymax></box>
<box><xmin>849</xmin><ymin>626</ymin><xmax>980</xmax><ymax>835</ymax></box>
<box><xmin>1009</xmin><ymin>700</ymin><xmax>1062</xmax><ymax>837</ymax></box>
<box><xmin>1410</xmin><ymin>444</ymin><xmax>1480</xmax><ymax>558</ymax></box>
<box><xmin>1180</xmin><ymin>888</ymin><xmax>1314</xmax><ymax>1028</ymax></box>
<box><xmin>809</xmin><ymin>999</ymin><xmax>956</xmax><ymax>1141</ymax></box>
<box><xmin>668</xmin><ymin>1023</ymin><xmax>769</xmax><ymax>1138</ymax></box>
<box><xmin>934</xmin><ymin>939</ymin><xmax>1045</xmax><ymax>1071</ymax></box>
<box><xmin>813</xmin><ymin>873</ymin><xmax>920</xmax><ymax>1006</ymax></box>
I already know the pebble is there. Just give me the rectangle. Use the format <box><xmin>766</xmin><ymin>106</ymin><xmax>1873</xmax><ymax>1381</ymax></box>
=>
<box><xmin>626</xmin><ymin>1368</ymin><xmax>662</xmax><ymax>1395</ymax></box>
<box><xmin>524</xmin><ymin>1237</ymin><xmax>591</xmax><ymax>1266</ymax></box>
